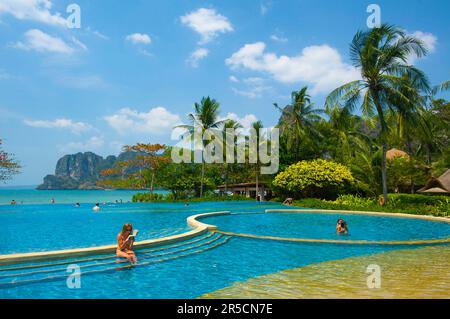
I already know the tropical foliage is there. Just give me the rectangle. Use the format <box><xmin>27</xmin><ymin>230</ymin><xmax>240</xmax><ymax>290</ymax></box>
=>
<box><xmin>92</xmin><ymin>24</ymin><xmax>448</xmax><ymax>212</ymax></box>
<box><xmin>0</xmin><ymin>138</ymin><xmax>20</xmax><ymax>182</ymax></box>
<box><xmin>273</xmin><ymin>159</ymin><xmax>354</xmax><ymax>199</ymax></box>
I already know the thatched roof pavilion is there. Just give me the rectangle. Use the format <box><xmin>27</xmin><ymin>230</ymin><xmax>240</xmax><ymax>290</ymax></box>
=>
<box><xmin>418</xmin><ymin>169</ymin><xmax>450</xmax><ymax>195</ymax></box>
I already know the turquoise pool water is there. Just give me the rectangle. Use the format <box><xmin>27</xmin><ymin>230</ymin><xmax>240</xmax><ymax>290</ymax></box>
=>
<box><xmin>203</xmin><ymin>212</ymin><xmax>450</xmax><ymax>241</ymax></box>
<box><xmin>0</xmin><ymin>200</ymin><xmax>449</xmax><ymax>298</ymax></box>
<box><xmin>0</xmin><ymin>188</ymin><xmax>167</xmax><ymax>205</ymax></box>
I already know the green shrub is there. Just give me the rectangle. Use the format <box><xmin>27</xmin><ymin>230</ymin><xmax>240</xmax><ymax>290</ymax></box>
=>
<box><xmin>291</xmin><ymin>193</ymin><xmax>449</xmax><ymax>217</ymax></box>
<box><xmin>333</xmin><ymin>194</ymin><xmax>375</xmax><ymax>207</ymax></box>
<box><xmin>273</xmin><ymin>159</ymin><xmax>354</xmax><ymax>199</ymax></box>
<box><xmin>132</xmin><ymin>191</ymin><xmax>253</xmax><ymax>203</ymax></box>
<box><xmin>388</xmin><ymin>193</ymin><xmax>450</xmax><ymax>206</ymax></box>
<box><xmin>132</xmin><ymin>192</ymin><xmax>165</xmax><ymax>202</ymax></box>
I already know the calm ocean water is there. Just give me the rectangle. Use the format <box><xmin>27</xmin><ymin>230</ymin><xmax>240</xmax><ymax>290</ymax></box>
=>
<box><xmin>0</xmin><ymin>187</ymin><xmax>168</xmax><ymax>205</ymax></box>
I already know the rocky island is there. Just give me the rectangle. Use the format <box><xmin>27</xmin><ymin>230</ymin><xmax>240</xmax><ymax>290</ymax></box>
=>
<box><xmin>37</xmin><ymin>151</ymin><xmax>138</xmax><ymax>190</ymax></box>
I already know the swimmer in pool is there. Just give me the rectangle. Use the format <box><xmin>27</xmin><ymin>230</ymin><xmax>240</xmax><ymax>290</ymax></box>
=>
<box><xmin>336</xmin><ymin>218</ymin><xmax>348</xmax><ymax>235</ymax></box>
<box><xmin>116</xmin><ymin>223</ymin><xmax>137</xmax><ymax>264</ymax></box>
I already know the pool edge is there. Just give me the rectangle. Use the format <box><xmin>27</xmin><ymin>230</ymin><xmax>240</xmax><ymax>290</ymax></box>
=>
<box><xmin>0</xmin><ymin>211</ymin><xmax>229</xmax><ymax>266</ymax></box>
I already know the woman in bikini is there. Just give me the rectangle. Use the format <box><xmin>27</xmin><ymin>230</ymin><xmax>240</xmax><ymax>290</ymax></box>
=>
<box><xmin>117</xmin><ymin>223</ymin><xmax>137</xmax><ymax>263</ymax></box>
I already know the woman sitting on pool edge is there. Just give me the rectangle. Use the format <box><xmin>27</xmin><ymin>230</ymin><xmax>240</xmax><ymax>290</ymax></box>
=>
<box><xmin>336</xmin><ymin>218</ymin><xmax>349</xmax><ymax>235</ymax></box>
<box><xmin>117</xmin><ymin>223</ymin><xmax>138</xmax><ymax>264</ymax></box>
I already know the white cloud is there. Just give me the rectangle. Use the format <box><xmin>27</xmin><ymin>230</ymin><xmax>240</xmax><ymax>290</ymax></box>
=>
<box><xmin>226</xmin><ymin>42</ymin><xmax>360</xmax><ymax>94</ymax></box>
<box><xmin>232</xmin><ymin>77</ymin><xmax>272</xmax><ymax>98</ymax></box>
<box><xmin>221</xmin><ymin>113</ymin><xmax>258</xmax><ymax>132</ymax></box>
<box><xmin>187</xmin><ymin>48</ymin><xmax>209</xmax><ymax>67</ymax></box>
<box><xmin>125</xmin><ymin>33</ymin><xmax>152</xmax><ymax>45</ymax></box>
<box><xmin>180</xmin><ymin>8</ymin><xmax>233</xmax><ymax>44</ymax></box>
<box><xmin>104</xmin><ymin>107</ymin><xmax>182</xmax><ymax>135</ymax></box>
<box><xmin>59</xmin><ymin>136</ymin><xmax>105</xmax><ymax>153</ymax></box>
<box><xmin>406</xmin><ymin>31</ymin><xmax>437</xmax><ymax>64</ymax></box>
<box><xmin>24</xmin><ymin>118</ymin><xmax>93</xmax><ymax>134</ymax></box>
<box><xmin>229</xmin><ymin>75</ymin><xmax>239</xmax><ymax>83</ymax></box>
<box><xmin>217</xmin><ymin>112</ymin><xmax>262</xmax><ymax>137</ymax></box>
<box><xmin>0</xmin><ymin>0</ymin><xmax>67</xmax><ymax>26</ymax></box>
<box><xmin>86</xmin><ymin>27</ymin><xmax>109</xmax><ymax>40</ymax></box>
<box><xmin>12</xmin><ymin>29</ymin><xmax>84</xmax><ymax>54</ymax></box>
<box><xmin>270</xmin><ymin>34</ymin><xmax>288</xmax><ymax>43</ymax></box>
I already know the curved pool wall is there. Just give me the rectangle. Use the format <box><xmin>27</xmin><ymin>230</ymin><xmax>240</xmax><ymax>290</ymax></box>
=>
<box><xmin>0</xmin><ymin>211</ymin><xmax>229</xmax><ymax>265</ymax></box>
<box><xmin>202</xmin><ymin>209</ymin><xmax>450</xmax><ymax>244</ymax></box>
<box><xmin>2</xmin><ymin>207</ymin><xmax>449</xmax><ymax>264</ymax></box>
<box><xmin>0</xmin><ymin>201</ymin><xmax>283</xmax><ymax>254</ymax></box>
<box><xmin>1</xmin><ymin>205</ymin><xmax>449</xmax><ymax>298</ymax></box>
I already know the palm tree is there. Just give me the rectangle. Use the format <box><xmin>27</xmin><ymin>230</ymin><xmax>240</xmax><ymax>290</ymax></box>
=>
<box><xmin>432</xmin><ymin>80</ymin><xmax>450</xmax><ymax>95</ymax></box>
<box><xmin>176</xmin><ymin>97</ymin><xmax>225</xmax><ymax>197</ymax></box>
<box><xmin>326</xmin><ymin>24</ymin><xmax>430</xmax><ymax>205</ymax></box>
<box><xmin>274</xmin><ymin>86</ymin><xmax>323</xmax><ymax>161</ymax></box>
<box><xmin>325</xmin><ymin>103</ymin><xmax>371</xmax><ymax>163</ymax></box>
<box><xmin>221</xmin><ymin>119</ymin><xmax>243</xmax><ymax>194</ymax></box>
<box><xmin>251</xmin><ymin>120</ymin><xmax>264</xmax><ymax>201</ymax></box>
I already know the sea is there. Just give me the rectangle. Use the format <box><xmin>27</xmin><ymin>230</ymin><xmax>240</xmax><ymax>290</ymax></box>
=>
<box><xmin>0</xmin><ymin>186</ymin><xmax>168</xmax><ymax>205</ymax></box>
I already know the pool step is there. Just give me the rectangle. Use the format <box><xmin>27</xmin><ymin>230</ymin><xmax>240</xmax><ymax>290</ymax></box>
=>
<box><xmin>0</xmin><ymin>232</ymin><xmax>230</xmax><ymax>288</ymax></box>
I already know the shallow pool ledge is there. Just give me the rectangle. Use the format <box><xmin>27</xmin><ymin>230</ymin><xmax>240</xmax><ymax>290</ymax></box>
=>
<box><xmin>265</xmin><ymin>208</ymin><xmax>450</xmax><ymax>224</ymax></box>
<box><xmin>188</xmin><ymin>211</ymin><xmax>231</xmax><ymax>230</ymax></box>
<box><xmin>0</xmin><ymin>211</ymin><xmax>230</xmax><ymax>266</ymax></box>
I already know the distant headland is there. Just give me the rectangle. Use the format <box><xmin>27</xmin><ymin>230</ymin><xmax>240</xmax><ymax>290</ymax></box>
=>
<box><xmin>37</xmin><ymin>151</ymin><xmax>138</xmax><ymax>190</ymax></box>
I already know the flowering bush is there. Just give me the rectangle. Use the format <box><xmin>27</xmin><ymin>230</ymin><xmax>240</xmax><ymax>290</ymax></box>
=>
<box><xmin>273</xmin><ymin>159</ymin><xmax>354</xmax><ymax>199</ymax></box>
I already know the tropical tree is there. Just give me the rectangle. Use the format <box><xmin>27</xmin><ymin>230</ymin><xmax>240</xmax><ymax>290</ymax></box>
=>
<box><xmin>176</xmin><ymin>97</ymin><xmax>225</xmax><ymax>197</ymax></box>
<box><xmin>0</xmin><ymin>138</ymin><xmax>20</xmax><ymax>182</ymax></box>
<box><xmin>123</xmin><ymin>143</ymin><xmax>169</xmax><ymax>193</ymax></box>
<box><xmin>325</xmin><ymin>103</ymin><xmax>371</xmax><ymax>164</ymax></box>
<box><xmin>326</xmin><ymin>24</ymin><xmax>430</xmax><ymax>205</ymax></box>
<box><xmin>251</xmin><ymin>120</ymin><xmax>264</xmax><ymax>201</ymax></box>
<box><xmin>274</xmin><ymin>86</ymin><xmax>323</xmax><ymax>162</ymax></box>
<box><xmin>221</xmin><ymin>119</ymin><xmax>242</xmax><ymax>194</ymax></box>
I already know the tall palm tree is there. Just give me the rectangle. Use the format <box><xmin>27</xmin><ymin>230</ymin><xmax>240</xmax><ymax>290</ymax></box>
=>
<box><xmin>176</xmin><ymin>97</ymin><xmax>224</xmax><ymax>197</ymax></box>
<box><xmin>274</xmin><ymin>86</ymin><xmax>323</xmax><ymax>161</ymax></box>
<box><xmin>326</xmin><ymin>24</ymin><xmax>430</xmax><ymax>205</ymax></box>
<box><xmin>221</xmin><ymin>119</ymin><xmax>243</xmax><ymax>194</ymax></box>
<box><xmin>251</xmin><ymin>120</ymin><xmax>264</xmax><ymax>201</ymax></box>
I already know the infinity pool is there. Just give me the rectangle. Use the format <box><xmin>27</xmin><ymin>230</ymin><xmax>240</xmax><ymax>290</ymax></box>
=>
<box><xmin>0</xmin><ymin>201</ymin><xmax>449</xmax><ymax>298</ymax></box>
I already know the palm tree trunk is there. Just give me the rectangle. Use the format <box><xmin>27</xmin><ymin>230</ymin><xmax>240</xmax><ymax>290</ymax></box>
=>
<box><xmin>255</xmin><ymin>165</ymin><xmax>259</xmax><ymax>202</ymax></box>
<box><xmin>373</xmin><ymin>92</ymin><xmax>388</xmax><ymax>206</ymax></box>
<box><xmin>381</xmin><ymin>142</ymin><xmax>388</xmax><ymax>206</ymax></box>
<box><xmin>200</xmin><ymin>160</ymin><xmax>205</xmax><ymax>198</ymax></box>
<box><xmin>150</xmin><ymin>171</ymin><xmax>154</xmax><ymax>195</ymax></box>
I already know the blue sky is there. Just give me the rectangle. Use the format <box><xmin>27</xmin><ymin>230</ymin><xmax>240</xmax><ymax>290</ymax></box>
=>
<box><xmin>0</xmin><ymin>0</ymin><xmax>449</xmax><ymax>186</ymax></box>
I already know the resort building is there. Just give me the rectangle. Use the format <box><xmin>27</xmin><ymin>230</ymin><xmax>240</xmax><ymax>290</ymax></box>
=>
<box><xmin>217</xmin><ymin>182</ymin><xmax>273</xmax><ymax>200</ymax></box>
<box><xmin>418</xmin><ymin>169</ymin><xmax>450</xmax><ymax>195</ymax></box>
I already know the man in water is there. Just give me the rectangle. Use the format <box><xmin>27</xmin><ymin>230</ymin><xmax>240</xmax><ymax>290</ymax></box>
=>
<box><xmin>10</xmin><ymin>199</ymin><xmax>16</xmax><ymax>205</ymax></box>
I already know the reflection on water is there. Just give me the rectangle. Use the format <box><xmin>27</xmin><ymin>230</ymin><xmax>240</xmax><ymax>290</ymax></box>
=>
<box><xmin>201</xmin><ymin>245</ymin><xmax>450</xmax><ymax>299</ymax></box>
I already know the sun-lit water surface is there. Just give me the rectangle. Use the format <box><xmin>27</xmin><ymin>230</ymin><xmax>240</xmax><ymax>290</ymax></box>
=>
<box><xmin>201</xmin><ymin>245</ymin><xmax>450</xmax><ymax>299</ymax></box>
<box><xmin>0</xmin><ymin>198</ymin><xmax>449</xmax><ymax>299</ymax></box>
